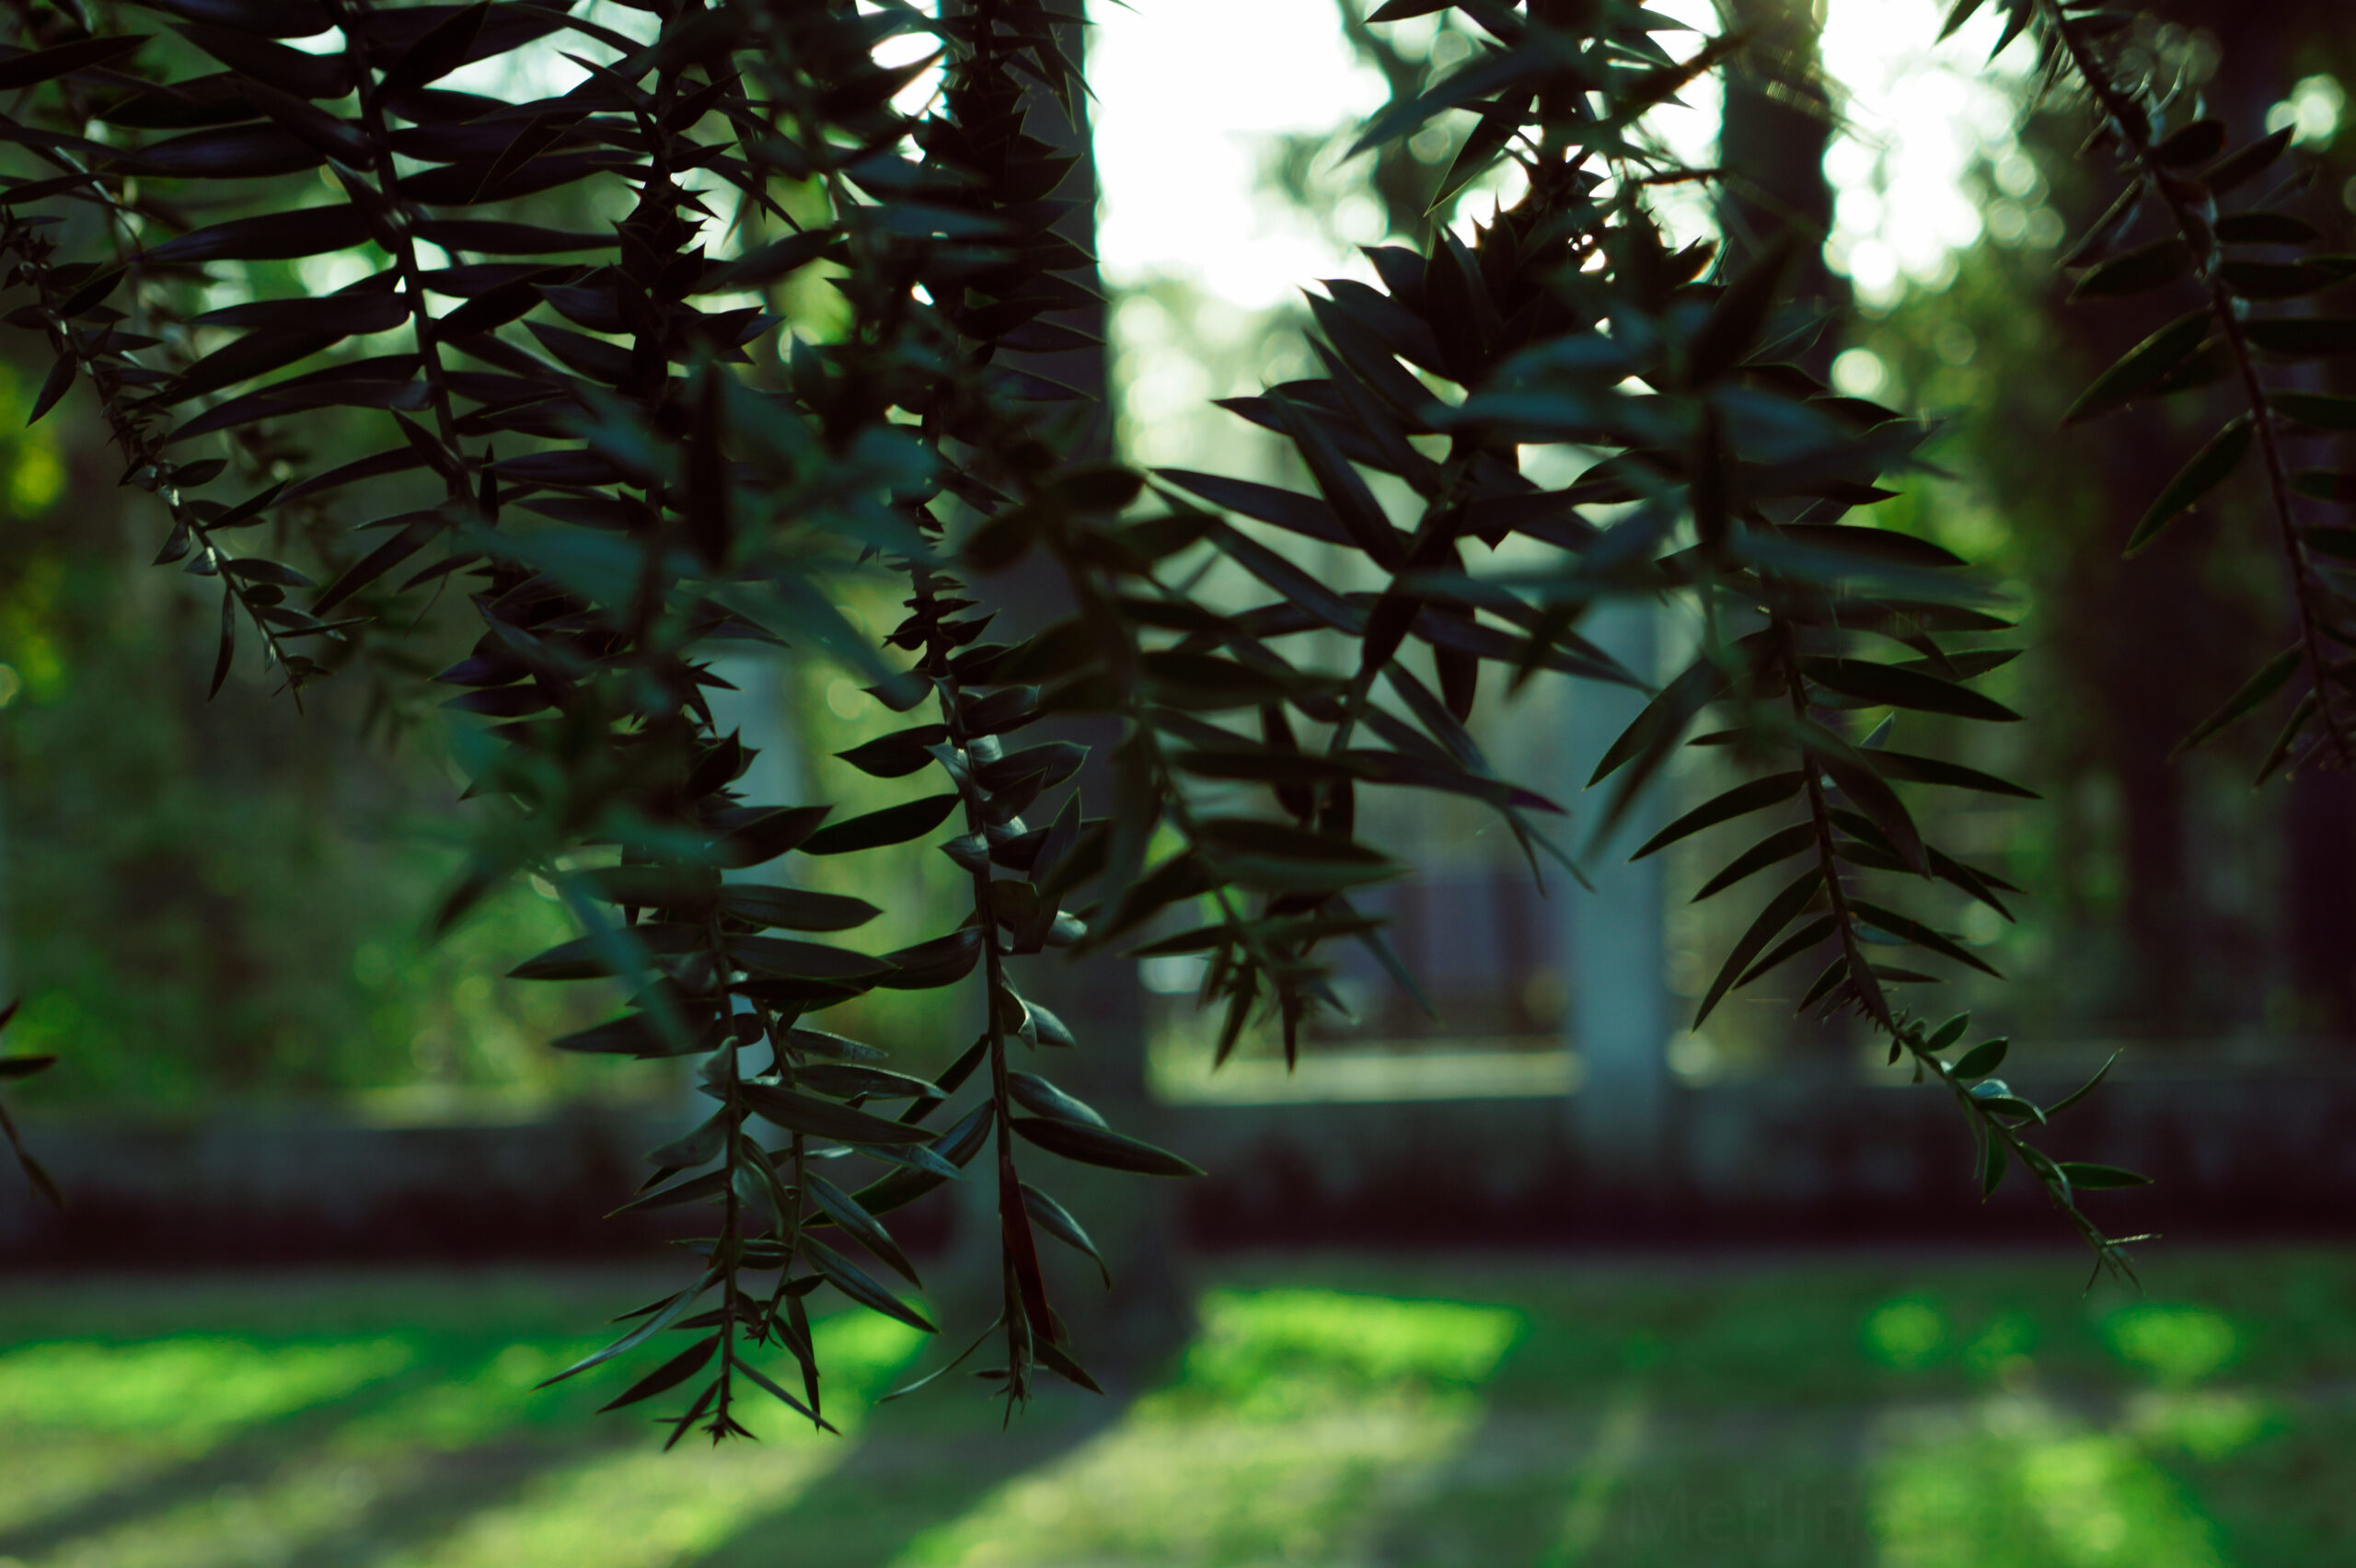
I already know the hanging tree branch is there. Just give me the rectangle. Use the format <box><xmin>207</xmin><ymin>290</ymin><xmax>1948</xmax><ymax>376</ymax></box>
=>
<box><xmin>0</xmin><ymin>0</ymin><xmax>2282</xmax><ymax>1428</ymax></box>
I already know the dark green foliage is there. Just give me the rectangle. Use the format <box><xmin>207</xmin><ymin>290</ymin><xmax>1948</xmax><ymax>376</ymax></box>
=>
<box><xmin>0</xmin><ymin>999</ymin><xmax>63</xmax><ymax>1208</ymax></box>
<box><xmin>2125</xmin><ymin>414</ymin><xmax>2255</xmax><ymax>555</ymax></box>
<box><xmin>0</xmin><ymin>0</ymin><xmax>2316</xmax><ymax>1442</ymax></box>
<box><xmin>2042</xmin><ymin>2</ymin><xmax>2356</xmax><ymax>768</ymax></box>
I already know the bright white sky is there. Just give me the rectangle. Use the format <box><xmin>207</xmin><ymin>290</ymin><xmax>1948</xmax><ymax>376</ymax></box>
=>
<box><xmin>1088</xmin><ymin>0</ymin><xmax>1394</xmax><ymax>309</ymax></box>
<box><xmin>1819</xmin><ymin>0</ymin><xmax>2040</xmax><ymax>303</ymax></box>
<box><xmin>355</xmin><ymin>0</ymin><xmax>2056</xmax><ymax>317</ymax></box>
<box><xmin>1089</xmin><ymin>0</ymin><xmax>2041</xmax><ymax>310</ymax></box>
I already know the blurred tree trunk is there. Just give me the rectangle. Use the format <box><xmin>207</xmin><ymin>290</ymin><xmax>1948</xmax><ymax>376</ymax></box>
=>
<box><xmin>2284</xmin><ymin>774</ymin><xmax>2356</xmax><ymax>1037</ymax></box>
<box><xmin>1717</xmin><ymin>0</ymin><xmax>1836</xmax><ymax>326</ymax></box>
<box><xmin>2011</xmin><ymin>12</ymin><xmax>2331</xmax><ymax>1039</ymax></box>
<box><xmin>2087</xmin><ymin>505</ymin><xmax>2209</xmax><ymax>1033</ymax></box>
<box><xmin>930</xmin><ymin>6</ymin><xmax>1189</xmax><ymax>1393</ymax></box>
<box><xmin>2032</xmin><ymin>225</ymin><xmax>2223</xmax><ymax>1035</ymax></box>
<box><xmin>1716</xmin><ymin>0</ymin><xmax>1849</xmax><ymax>1056</ymax></box>
<box><xmin>2180</xmin><ymin>0</ymin><xmax>2356</xmax><ymax>1042</ymax></box>
<box><xmin>2033</xmin><ymin>4</ymin><xmax>2356</xmax><ymax>1040</ymax></box>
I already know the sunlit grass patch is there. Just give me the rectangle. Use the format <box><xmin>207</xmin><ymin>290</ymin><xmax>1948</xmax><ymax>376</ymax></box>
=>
<box><xmin>375</xmin><ymin>1314</ymin><xmax>926</xmax><ymax>1568</ymax></box>
<box><xmin>0</xmin><ymin>1333</ymin><xmax>420</xmax><ymax>1542</ymax></box>
<box><xmin>1161</xmin><ymin>1287</ymin><xmax>1524</xmax><ymax>1418</ymax></box>
<box><xmin>895</xmin><ymin>1289</ymin><xmax>1522</xmax><ymax>1566</ymax></box>
<box><xmin>12</xmin><ymin>1449</ymin><xmax>422</xmax><ymax>1568</ymax></box>
<box><xmin>0</xmin><ymin>1254</ymin><xmax>2350</xmax><ymax>1568</ymax></box>
<box><xmin>1962</xmin><ymin>1310</ymin><xmax>2040</xmax><ymax>1380</ymax></box>
<box><xmin>2156</xmin><ymin>1401</ymin><xmax>2356</xmax><ymax>1565</ymax></box>
<box><xmin>1542</xmin><ymin>1405</ymin><xmax>1869</xmax><ymax>1568</ymax></box>
<box><xmin>2103</xmin><ymin>1305</ymin><xmax>2240</xmax><ymax>1387</ymax></box>
<box><xmin>0</xmin><ymin>1334</ymin><xmax>413</xmax><ymax>1445</ymax></box>
<box><xmin>895</xmin><ymin>1404</ymin><xmax>1484</xmax><ymax>1567</ymax></box>
<box><xmin>375</xmin><ymin>1440</ymin><xmax>854</xmax><ymax>1568</ymax></box>
<box><xmin>1858</xmin><ymin>1293</ymin><xmax>2275</xmax><ymax>1567</ymax></box>
<box><xmin>1865</xmin><ymin>1297</ymin><xmax>2043</xmax><ymax>1382</ymax></box>
<box><xmin>0</xmin><ymin>1312</ymin><xmax>926</xmax><ymax>1568</ymax></box>
<box><xmin>2124</xmin><ymin>1388</ymin><xmax>2278</xmax><ymax>1463</ymax></box>
<box><xmin>336</xmin><ymin>1338</ymin><xmax>606</xmax><ymax>1452</ymax></box>
<box><xmin>1872</xmin><ymin>1394</ymin><xmax>2230</xmax><ymax>1568</ymax></box>
<box><xmin>1865</xmin><ymin>1296</ymin><xmax>1952</xmax><ymax>1370</ymax></box>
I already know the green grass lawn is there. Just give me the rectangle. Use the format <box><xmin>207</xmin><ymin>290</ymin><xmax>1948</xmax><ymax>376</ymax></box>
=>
<box><xmin>0</xmin><ymin>1249</ymin><xmax>2350</xmax><ymax>1567</ymax></box>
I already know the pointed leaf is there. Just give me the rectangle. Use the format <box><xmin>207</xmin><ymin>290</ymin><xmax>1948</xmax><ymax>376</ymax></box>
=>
<box><xmin>1736</xmin><ymin>915</ymin><xmax>1837</xmax><ymax>987</ymax></box>
<box><xmin>805</xmin><ymin>1170</ymin><xmax>920</xmax><ymax>1286</ymax></box>
<box><xmin>1696</xmin><ymin>868</ymin><xmax>1824</xmax><ymax>1026</ymax></box>
<box><xmin>1270</xmin><ymin>395</ymin><xmax>1404</xmax><ymax>569</ymax></box>
<box><xmin>1692</xmin><ymin>823</ymin><xmax>1816</xmax><ymax>901</ymax></box>
<box><xmin>738</xmin><ymin>1082</ymin><xmax>938</xmax><ymax>1147</ymax></box>
<box><xmin>717</xmin><ymin>885</ymin><xmax>881</xmax><ymax>931</ymax></box>
<box><xmin>2175</xmin><ymin>645</ymin><xmax>2301</xmax><ymax>755</ymax></box>
<box><xmin>208</xmin><ymin>586</ymin><xmax>236</xmax><ymax>699</ymax></box>
<box><xmin>377</xmin><ymin>0</ymin><xmax>489</xmax><ymax>98</ymax></box>
<box><xmin>1865</xmin><ymin>750</ymin><xmax>2039</xmax><ymax>799</ymax></box>
<box><xmin>2125</xmin><ymin>414</ymin><xmax>2254</xmax><ymax>556</ymax></box>
<box><xmin>1592</xmin><ymin>655</ymin><xmax>1725</xmax><ymax>786</ymax></box>
<box><xmin>1981</xmin><ymin>1134</ymin><xmax>2006</xmax><ymax>1198</ymax></box>
<box><xmin>2056</xmin><ymin>1162</ymin><xmax>2152</xmax><ymax>1189</ymax></box>
<box><xmin>1802</xmin><ymin>658</ymin><xmax>2022</xmax><ymax>722</ymax></box>
<box><xmin>29</xmin><ymin>354</ymin><xmax>75</xmax><ymax>425</ymax></box>
<box><xmin>800</xmin><ymin>1237</ymin><xmax>937</xmax><ymax>1332</ymax></box>
<box><xmin>2068</xmin><ymin>237</ymin><xmax>2190</xmax><ymax>301</ymax></box>
<box><xmin>836</xmin><ymin>725</ymin><xmax>950</xmax><ymax>779</ymax></box>
<box><xmin>1807</xmin><ymin>727</ymin><xmax>1926</xmax><ymax>873</ymax></box>
<box><xmin>1010</xmin><ymin>1116</ymin><xmax>1204</xmax><ymax>1177</ymax></box>
<box><xmin>314</xmin><ymin>514</ymin><xmax>445</xmax><ymax>612</ymax></box>
<box><xmin>0</xmin><ymin>34</ymin><xmax>148</xmax><ymax>90</ymax></box>
<box><xmin>596</xmin><ymin>1333</ymin><xmax>718</xmax><ymax>1412</ymax></box>
<box><xmin>798</xmin><ymin>794</ymin><xmax>959</xmax><ymax>855</ymax></box>
<box><xmin>1155</xmin><ymin>470</ymin><xmax>1352</xmax><ymax>548</ymax></box>
<box><xmin>1022</xmin><ymin>1182</ymin><xmax>1111</xmax><ymax>1287</ymax></box>
<box><xmin>732</xmin><ymin>1355</ymin><xmax>836</xmax><ymax>1431</ymax></box>
<box><xmin>1848</xmin><ymin>899</ymin><xmax>2000</xmax><ymax>977</ymax></box>
<box><xmin>1688</xmin><ymin>235</ymin><xmax>1795</xmax><ymax>386</ymax></box>
<box><xmin>1036</xmin><ymin>1340</ymin><xmax>1103</xmax><ymax>1394</ymax></box>
<box><xmin>1007</xmin><ymin>1070</ymin><xmax>1105</xmax><ymax>1128</ymax></box>
<box><xmin>2047</xmin><ymin>1048</ymin><xmax>2122</xmax><ymax>1117</ymax></box>
<box><xmin>1630</xmin><ymin>773</ymin><xmax>1803</xmax><ymax>861</ymax></box>
<box><xmin>141</xmin><ymin>203</ymin><xmax>370</xmax><ymax>265</ymax></box>
<box><xmin>1935</xmin><ymin>0</ymin><xmax>1987</xmax><ymax>38</ymax></box>
<box><xmin>537</xmin><ymin>1271</ymin><xmax>715</xmax><ymax>1387</ymax></box>
<box><xmin>2153</xmin><ymin>119</ymin><xmax>2225</xmax><ymax>166</ymax></box>
<box><xmin>2203</xmin><ymin>126</ymin><xmax>2294</xmax><ymax>196</ymax></box>
<box><xmin>2062</xmin><ymin>309</ymin><xmax>2208</xmax><ymax>426</ymax></box>
<box><xmin>1951</xmin><ymin>1037</ymin><xmax>2008</xmax><ymax>1080</ymax></box>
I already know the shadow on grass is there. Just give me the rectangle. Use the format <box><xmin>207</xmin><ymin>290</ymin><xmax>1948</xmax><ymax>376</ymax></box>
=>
<box><xmin>684</xmin><ymin>1394</ymin><xmax>1129</xmax><ymax>1568</ymax></box>
<box><xmin>1357</xmin><ymin>1329</ymin><xmax>1876</xmax><ymax>1568</ymax></box>
<box><xmin>687</xmin><ymin>1286</ymin><xmax>1576</xmax><ymax>1568</ymax></box>
<box><xmin>0</xmin><ymin>1361</ymin><xmax>416</xmax><ymax>1562</ymax></box>
<box><xmin>0</xmin><ymin>1343</ymin><xmax>621</xmax><ymax>1568</ymax></box>
<box><xmin>259</xmin><ymin>1428</ymin><xmax>642</xmax><ymax>1568</ymax></box>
